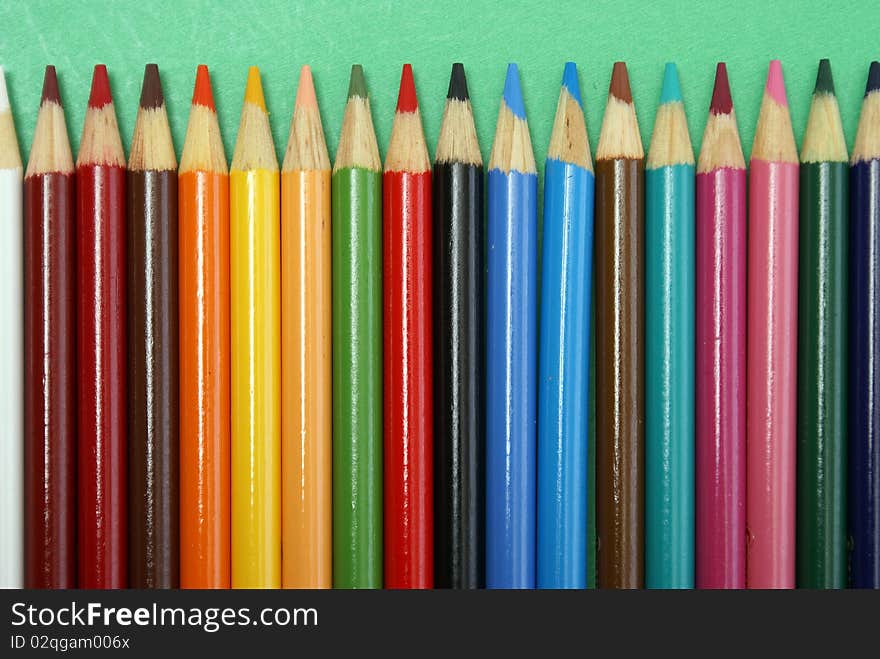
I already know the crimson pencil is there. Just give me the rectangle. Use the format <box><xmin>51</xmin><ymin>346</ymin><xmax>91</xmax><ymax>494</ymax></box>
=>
<box><xmin>695</xmin><ymin>63</ymin><xmax>746</xmax><ymax>589</ymax></box>
<box><xmin>76</xmin><ymin>65</ymin><xmax>127</xmax><ymax>589</ymax></box>
<box><xmin>383</xmin><ymin>64</ymin><xmax>433</xmax><ymax>588</ymax></box>
<box><xmin>24</xmin><ymin>66</ymin><xmax>76</xmax><ymax>588</ymax></box>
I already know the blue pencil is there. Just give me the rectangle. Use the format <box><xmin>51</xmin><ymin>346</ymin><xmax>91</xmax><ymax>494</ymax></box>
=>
<box><xmin>537</xmin><ymin>62</ymin><xmax>594</xmax><ymax>589</ymax></box>
<box><xmin>849</xmin><ymin>61</ymin><xmax>880</xmax><ymax>588</ymax></box>
<box><xmin>644</xmin><ymin>63</ymin><xmax>695</xmax><ymax>588</ymax></box>
<box><xmin>486</xmin><ymin>63</ymin><xmax>538</xmax><ymax>589</ymax></box>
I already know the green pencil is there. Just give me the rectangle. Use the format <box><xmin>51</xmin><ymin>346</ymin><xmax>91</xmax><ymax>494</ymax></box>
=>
<box><xmin>332</xmin><ymin>65</ymin><xmax>383</xmax><ymax>589</ymax></box>
<box><xmin>797</xmin><ymin>59</ymin><xmax>848</xmax><ymax>588</ymax></box>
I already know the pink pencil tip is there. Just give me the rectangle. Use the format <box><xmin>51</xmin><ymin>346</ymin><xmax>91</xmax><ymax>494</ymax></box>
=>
<box><xmin>766</xmin><ymin>60</ymin><xmax>788</xmax><ymax>106</ymax></box>
<box><xmin>295</xmin><ymin>65</ymin><xmax>318</xmax><ymax>109</ymax></box>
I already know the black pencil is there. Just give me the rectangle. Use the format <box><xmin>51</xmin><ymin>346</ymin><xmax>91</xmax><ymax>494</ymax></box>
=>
<box><xmin>433</xmin><ymin>63</ymin><xmax>485</xmax><ymax>589</ymax></box>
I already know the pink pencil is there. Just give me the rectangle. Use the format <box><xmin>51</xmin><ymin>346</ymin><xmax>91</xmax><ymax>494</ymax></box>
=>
<box><xmin>695</xmin><ymin>63</ymin><xmax>746</xmax><ymax>589</ymax></box>
<box><xmin>746</xmin><ymin>60</ymin><xmax>798</xmax><ymax>589</ymax></box>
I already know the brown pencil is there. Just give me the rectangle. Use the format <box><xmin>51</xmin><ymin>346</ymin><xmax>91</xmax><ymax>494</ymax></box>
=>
<box><xmin>127</xmin><ymin>64</ymin><xmax>179</xmax><ymax>588</ymax></box>
<box><xmin>595</xmin><ymin>62</ymin><xmax>645</xmax><ymax>589</ymax></box>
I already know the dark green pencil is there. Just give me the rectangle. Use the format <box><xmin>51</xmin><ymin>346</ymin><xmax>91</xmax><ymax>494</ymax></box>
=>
<box><xmin>797</xmin><ymin>59</ymin><xmax>848</xmax><ymax>588</ymax></box>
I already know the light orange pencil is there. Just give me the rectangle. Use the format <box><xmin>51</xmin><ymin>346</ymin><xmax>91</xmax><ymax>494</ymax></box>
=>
<box><xmin>178</xmin><ymin>65</ymin><xmax>231</xmax><ymax>588</ymax></box>
<box><xmin>281</xmin><ymin>65</ymin><xmax>332</xmax><ymax>588</ymax></box>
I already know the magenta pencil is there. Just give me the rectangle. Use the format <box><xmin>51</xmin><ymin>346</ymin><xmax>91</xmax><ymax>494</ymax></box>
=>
<box><xmin>695</xmin><ymin>64</ymin><xmax>746</xmax><ymax>589</ymax></box>
<box><xmin>747</xmin><ymin>60</ymin><xmax>799</xmax><ymax>589</ymax></box>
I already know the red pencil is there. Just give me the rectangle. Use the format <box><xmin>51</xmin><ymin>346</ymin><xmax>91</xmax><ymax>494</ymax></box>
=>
<box><xmin>24</xmin><ymin>66</ymin><xmax>77</xmax><ymax>588</ymax></box>
<box><xmin>383</xmin><ymin>64</ymin><xmax>433</xmax><ymax>588</ymax></box>
<box><xmin>76</xmin><ymin>65</ymin><xmax>127</xmax><ymax>589</ymax></box>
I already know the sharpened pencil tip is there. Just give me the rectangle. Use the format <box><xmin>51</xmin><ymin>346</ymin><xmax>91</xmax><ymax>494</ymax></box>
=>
<box><xmin>766</xmin><ymin>59</ymin><xmax>788</xmax><ymax>106</ymax></box>
<box><xmin>814</xmin><ymin>59</ymin><xmax>835</xmax><ymax>95</ymax></box>
<box><xmin>610</xmin><ymin>62</ymin><xmax>633</xmax><ymax>103</ymax></box>
<box><xmin>348</xmin><ymin>64</ymin><xmax>367</xmax><ymax>99</ymax></box>
<box><xmin>447</xmin><ymin>63</ymin><xmax>469</xmax><ymax>101</ymax></box>
<box><xmin>502</xmin><ymin>63</ymin><xmax>526</xmax><ymax>119</ymax></box>
<box><xmin>396</xmin><ymin>63</ymin><xmax>418</xmax><ymax>113</ymax></box>
<box><xmin>192</xmin><ymin>65</ymin><xmax>215</xmax><ymax>110</ymax></box>
<box><xmin>710</xmin><ymin>63</ymin><xmax>733</xmax><ymax>115</ymax></box>
<box><xmin>41</xmin><ymin>65</ymin><xmax>61</xmax><ymax>105</ymax></box>
<box><xmin>561</xmin><ymin>61</ymin><xmax>582</xmax><ymax>106</ymax></box>
<box><xmin>660</xmin><ymin>62</ymin><xmax>682</xmax><ymax>103</ymax></box>
<box><xmin>867</xmin><ymin>61</ymin><xmax>880</xmax><ymax>95</ymax></box>
<box><xmin>295</xmin><ymin>65</ymin><xmax>318</xmax><ymax>110</ymax></box>
<box><xmin>88</xmin><ymin>64</ymin><xmax>112</xmax><ymax>109</ymax></box>
<box><xmin>139</xmin><ymin>64</ymin><xmax>164</xmax><ymax>109</ymax></box>
<box><xmin>244</xmin><ymin>66</ymin><xmax>266</xmax><ymax>111</ymax></box>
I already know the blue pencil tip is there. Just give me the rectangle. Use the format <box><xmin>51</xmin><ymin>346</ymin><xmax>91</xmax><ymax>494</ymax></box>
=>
<box><xmin>502</xmin><ymin>63</ymin><xmax>527</xmax><ymax>119</ymax></box>
<box><xmin>660</xmin><ymin>62</ymin><xmax>682</xmax><ymax>103</ymax></box>
<box><xmin>561</xmin><ymin>61</ymin><xmax>582</xmax><ymax>106</ymax></box>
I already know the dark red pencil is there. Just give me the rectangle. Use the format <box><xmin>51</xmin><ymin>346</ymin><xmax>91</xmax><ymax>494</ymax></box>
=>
<box><xmin>383</xmin><ymin>64</ymin><xmax>433</xmax><ymax>588</ymax></box>
<box><xmin>24</xmin><ymin>66</ymin><xmax>77</xmax><ymax>588</ymax></box>
<box><xmin>76</xmin><ymin>65</ymin><xmax>127</xmax><ymax>589</ymax></box>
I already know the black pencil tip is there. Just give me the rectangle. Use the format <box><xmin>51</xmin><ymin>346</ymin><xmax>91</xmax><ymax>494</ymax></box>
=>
<box><xmin>867</xmin><ymin>61</ymin><xmax>880</xmax><ymax>96</ymax></box>
<box><xmin>447</xmin><ymin>63</ymin><xmax>469</xmax><ymax>101</ymax></box>
<box><xmin>814</xmin><ymin>59</ymin><xmax>835</xmax><ymax>95</ymax></box>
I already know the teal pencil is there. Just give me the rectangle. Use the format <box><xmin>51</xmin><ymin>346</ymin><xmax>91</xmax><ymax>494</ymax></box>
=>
<box><xmin>645</xmin><ymin>63</ymin><xmax>695</xmax><ymax>588</ymax></box>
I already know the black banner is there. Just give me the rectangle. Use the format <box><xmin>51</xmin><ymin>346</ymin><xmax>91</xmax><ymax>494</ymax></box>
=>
<box><xmin>2</xmin><ymin>589</ymin><xmax>877</xmax><ymax>655</ymax></box>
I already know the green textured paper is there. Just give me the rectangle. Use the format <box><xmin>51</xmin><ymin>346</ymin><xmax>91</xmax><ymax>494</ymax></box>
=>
<box><xmin>0</xmin><ymin>0</ymin><xmax>876</xmax><ymax>170</ymax></box>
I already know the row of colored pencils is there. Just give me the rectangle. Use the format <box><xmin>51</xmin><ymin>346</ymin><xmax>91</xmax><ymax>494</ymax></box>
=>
<box><xmin>0</xmin><ymin>59</ymin><xmax>878</xmax><ymax>590</ymax></box>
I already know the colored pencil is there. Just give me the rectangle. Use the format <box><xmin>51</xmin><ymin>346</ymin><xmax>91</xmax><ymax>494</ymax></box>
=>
<box><xmin>383</xmin><ymin>64</ymin><xmax>433</xmax><ymax>589</ymax></box>
<box><xmin>595</xmin><ymin>62</ymin><xmax>645</xmax><ymax>589</ymax></box>
<box><xmin>850</xmin><ymin>60</ymin><xmax>880</xmax><ymax>589</ymax></box>
<box><xmin>230</xmin><ymin>67</ymin><xmax>281</xmax><ymax>589</ymax></box>
<box><xmin>747</xmin><ymin>60</ymin><xmax>798</xmax><ymax>589</ymax></box>
<box><xmin>797</xmin><ymin>59</ymin><xmax>848</xmax><ymax>589</ymax></box>
<box><xmin>645</xmin><ymin>63</ymin><xmax>695</xmax><ymax>589</ymax></box>
<box><xmin>332</xmin><ymin>65</ymin><xmax>383</xmax><ymax>589</ymax></box>
<box><xmin>76</xmin><ymin>65</ymin><xmax>127</xmax><ymax>588</ymax></box>
<box><xmin>537</xmin><ymin>62</ymin><xmax>593</xmax><ymax>589</ymax></box>
<box><xmin>127</xmin><ymin>64</ymin><xmax>179</xmax><ymax>589</ymax></box>
<box><xmin>695</xmin><ymin>63</ymin><xmax>747</xmax><ymax>589</ymax></box>
<box><xmin>0</xmin><ymin>65</ymin><xmax>23</xmax><ymax>589</ymax></box>
<box><xmin>23</xmin><ymin>66</ymin><xmax>76</xmax><ymax>589</ymax></box>
<box><xmin>179</xmin><ymin>65</ymin><xmax>230</xmax><ymax>589</ymax></box>
<box><xmin>281</xmin><ymin>65</ymin><xmax>332</xmax><ymax>589</ymax></box>
<box><xmin>433</xmin><ymin>63</ymin><xmax>485</xmax><ymax>589</ymax></box>
<box><xmin>486</xmin><ymin>63</ymin><xmax>538</xmax><ymax>589</ymax></box>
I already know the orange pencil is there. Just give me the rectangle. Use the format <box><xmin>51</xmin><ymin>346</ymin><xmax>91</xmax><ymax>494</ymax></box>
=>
<box><xmin>178</xmin><ymin>66</ymin><xmax>231</xmax><ymax>588</ymax></box>
<box><xmin>281</xmin><ymin>65</ymin><xmax>332</xmax><ymax>588</ymax></box>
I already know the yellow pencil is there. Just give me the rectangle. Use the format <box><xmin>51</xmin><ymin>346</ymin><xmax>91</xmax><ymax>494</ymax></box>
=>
<box><xmin>281</xmin><ymin>65</ymin><xmax>332</xmax><ymax>588</ymax></box>
<box><xmin>230</xmin><ymin>67</ymin><xmax>281</xmax><ymax>588</ymax></box>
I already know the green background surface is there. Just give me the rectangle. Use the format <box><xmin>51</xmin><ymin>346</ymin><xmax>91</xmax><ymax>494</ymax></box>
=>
<box><xmin>1</xmin><ymin>0</ymin><xmax>877</xmax><ymax>170</ymax></box>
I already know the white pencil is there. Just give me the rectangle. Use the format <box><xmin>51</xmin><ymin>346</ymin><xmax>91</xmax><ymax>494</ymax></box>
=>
<box><xmin>0</xmin><ymin>65</ymin><xmax>23</xmax><ymax>589</ymax></box>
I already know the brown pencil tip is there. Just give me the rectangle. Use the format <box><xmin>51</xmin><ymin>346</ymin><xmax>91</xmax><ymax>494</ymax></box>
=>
<box><xmin>139</xmin><ymin>63</ymin><xmax>164</xmax><ymax>109</ymax></box>
<box><xmin>41</xmin><ymin>65</ymin><xmax>61</xmax><ymax>105</ymax></box>
<box><xmin>609</xmin><ymin>61</ymin><xmax>633</xmax><ymax>103</ymax></box>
